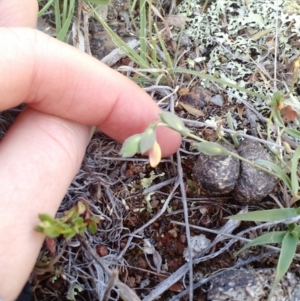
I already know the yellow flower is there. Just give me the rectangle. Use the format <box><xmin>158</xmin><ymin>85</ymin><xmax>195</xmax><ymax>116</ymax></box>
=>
<box><xmin>148</xmin><ymin>141</ymin><xmax>162</xmax><ymax>168</ymax></box>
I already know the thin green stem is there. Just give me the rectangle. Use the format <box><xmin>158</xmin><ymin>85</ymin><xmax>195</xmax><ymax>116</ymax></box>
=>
<box><xmin>187</xmin><ymin>133</ymin><xmax>280</xmax><ymax>179</ymax></box>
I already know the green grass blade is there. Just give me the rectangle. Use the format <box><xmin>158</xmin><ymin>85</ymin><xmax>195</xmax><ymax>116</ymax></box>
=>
<box><xmin>291</xmin><ymin>146</ymin><xmax>300</xmax><ymax>196</ymax></box>
<box><xmin>269</xmin><ymin>232</ymin><xmax>298</xmax><ymax>300</ymax></box>
<box><xmin>237</xmin><ymin>231</ymin><xmax>286</xmax><ymax>254</ymax></box>
<box><xmin>173</xmin><ymin>68</ymin><xmax>268</xmax><ymax>100</ymax></box>
<box><xmin>284</xmin><ymin>128</ymin><xmax>300</xmax><ymax>140</ymax></box>
<box><xmin>139</xmin><ymin>0</ymin><xmax>147</xmax><ymax>61</ymax></box>
<box><xmin>255</xmin><ymin>159</ymin><xmax>292</xmax><ymax>190</ymax></box>
<box><xmin>273</xmin><ymin>106</ymin><xmax>285</xmax><ymax>127</ymax></box>
<box><xmin>57</xmin><ymin>0</ymin><xmax>75</xmax><ymax>41</ymax></box>
<box><xmin>38</xmin><ymin>0</ymin><xmax>56</xmax><ymax>17</ymax></box>
<box><xmin>62</xmin><ymin>0</ymin><xmax>68</xmax><ymax>25</ymax></box>
<box><xmin>130</xmin><ymin>0</ymin><xmax>138</xmax><ymax>14</ymax></box>
<box><xmin>153</xmin><ymin>23</ymin><xmax>174</xmax><ymax>72</ymax></box>
<box><xmin>228</xmin><ymin>208</ymin><xmax>298</xmax><ymax>222</ymax></box>
<box><xmin>150</xmin><ymin>37</ymin><xmax>158</xmax><ymax>66</ymax></box>
<box><xmin>54</xmin><ymin>0</ymin><xmax>61</xmax><ymax>35</ymax></box>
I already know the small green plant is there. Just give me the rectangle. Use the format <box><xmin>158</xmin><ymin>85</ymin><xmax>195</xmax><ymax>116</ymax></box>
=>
<box><xmin>36</xmin><ymin>200</ymin><xmax>101</xmax><ymax>239</ymax></box>
<box><xmin>120</xmin><ymin>94</ymin><xmax>300</xmax><ymax>299</ymax></box>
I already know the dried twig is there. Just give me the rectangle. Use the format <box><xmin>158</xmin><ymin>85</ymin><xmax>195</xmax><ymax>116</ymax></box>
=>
<box><xmin>78</xmin><ymin>235</ymin><xmax>141</xmax><ymax>301</ymax></box>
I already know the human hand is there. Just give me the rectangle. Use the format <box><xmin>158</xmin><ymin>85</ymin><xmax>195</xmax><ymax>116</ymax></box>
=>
<box><xmin>0</xmin><ymin>1</ymin><xmax>181</xmax><ymax>300</ymax></box>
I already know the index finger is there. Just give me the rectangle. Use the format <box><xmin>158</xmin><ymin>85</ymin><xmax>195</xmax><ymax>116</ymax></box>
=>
<box><xmin>0</xmin><ymin>28</ymin><xmax>181</xmax><ymax>156</ymax></box>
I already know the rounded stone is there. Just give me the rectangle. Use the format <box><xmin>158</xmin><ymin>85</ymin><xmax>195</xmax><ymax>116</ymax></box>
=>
<box><xmin>234</xmin><ymin>139</ymin><xmax>277</xmax><ymax>203</ymax></box>
<box><xmin>193</xmin><ymin>142</ymin><xmax>240</xmax><ymax>195</ymax></box>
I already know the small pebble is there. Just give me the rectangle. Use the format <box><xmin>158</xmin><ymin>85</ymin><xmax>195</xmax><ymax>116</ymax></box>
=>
<box><xmin>210</xmin><ymin>94</ymin><xmax>224</xmax><ymax>107</ymax></box>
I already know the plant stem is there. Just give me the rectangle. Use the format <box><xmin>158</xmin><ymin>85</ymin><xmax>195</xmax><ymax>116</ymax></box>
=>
<box><xmin>187</xmin><ymin>133</ymin><xmax>280</xmax><ymax>179</ymax></box>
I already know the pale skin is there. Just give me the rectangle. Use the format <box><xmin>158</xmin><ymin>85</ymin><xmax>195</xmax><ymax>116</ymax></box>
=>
<box><xmin>0</xmin><ymin>1</ymin><xmax>181</xmax><ymax>300</ymax></box>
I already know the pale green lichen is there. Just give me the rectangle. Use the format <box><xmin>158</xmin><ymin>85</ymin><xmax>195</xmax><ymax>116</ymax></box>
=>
<box><xmin>283</xmin><ymin>0</ymin><xmax>300</xmax><ymax>14</ymax></box>
<box><xmin>175</xmin><ymin>0</ymin><xmax>300</xmax><ymax>109</ymax></box>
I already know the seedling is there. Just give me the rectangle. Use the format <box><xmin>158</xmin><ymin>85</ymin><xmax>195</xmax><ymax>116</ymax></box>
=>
<box><xmin>36</xmin><ymin>200</ymin><xmax>102</xmax><ymax>239</ymax></box>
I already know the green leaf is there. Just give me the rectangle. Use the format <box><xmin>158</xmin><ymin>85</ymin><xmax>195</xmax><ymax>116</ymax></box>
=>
<box><xmin>285</xmin><ymin>128</ymin><xmax>300</xmax><ymax>140</ymax></box>
<box><xmin>194</xmin><ymin>142</ymin><xmax>230</xmax><ymax>156</ymax></box>
<box><xmin>75</xmin><ymin>223</ymin><xmax>87</xmax><ymax>233</ymax></box>
<box><xmin>35</xmin><ymin>225</ymin><xmax>44</xmax><ymax>233</ymax></box>
<box><xmin>255</xmin><ymin>159</ymin><xmax>291</xmax><ymax>190</ymax></box>
<box><xmin>139</xmin><ymin>126</ymin><xmax>156</xmax><ymax>154</ymax></box>
<box><xmin>62</xmin><ymin>207</ymin><xmax>78</xmax><ymax>222</ymax></box>
<box><xmin>269</xmin><ymin>233</ymin><xmax>298</xmax><ymax>300</ymax></box>
<box><xmin>43</xmin><ymin>226</ymin><xmax>63</xmax><ymax>238</ymax></box>
<box><xmin>228</xmin><ymin>208</ymin><xmax>298</xmax><ymax>222</ymax></box>
<box><xmin>64</xmin><ymin>229</ymin><xmax>77</xmax><ymax>240</ymax></box>
<box><xmin>273</xmin><ymin>91</ymin><xmax>282</xmax><ymax>105</ymax></box>
<box><xmin>38</xmin><ymin>214</ymin><xmax>56</xmax><ymax>225</ymax></box>
<box><xmin>77</xmin><ymin>201</ymin><xmax>87</xmax><ymax>215</ymax></box>
<box><xmin>36</xmin><ymin>221</ymin><xmax>52</xmax><ymax>230</ymax></box>
<box><xmin>237</xmin><ymin>231</ymin><xmax>286</xmax><ymax>254</ymax></box>
<box><xmin>58</xmin><ymin>223</ymin><xmax>72</xmax><ymax>233</ymax></box>
<box><xmin>291</xmin><ymin>146</ymin><xmax>300</xmax><ymax>196</ymax></box>
<box><xmin>292</xmin><ymin>225</ymin><xmax>300</xmax><ymax>237</ymax></box>
<box><xmin>88</xmin><ymin>221</ymin><xmax>98</xmax><ymax>235</ymax></box>
<box><xmin>90</xmin><ymin>216</ymin><xmax>101</xmax><ymax>223</ymax></box>
<box><xmin>159</xmin><ymin>112</ymin><xmax>190</xmax><ymax>136</ymax></box>
<box><xmin>120</xmin><ymin>134</ymin><xmax>142</xmax><ymax>157</ymax></box>
<box><xmin>72</xmin><ymin>217</ymin><xmax>85</xmax><ymax>225</ymax></box>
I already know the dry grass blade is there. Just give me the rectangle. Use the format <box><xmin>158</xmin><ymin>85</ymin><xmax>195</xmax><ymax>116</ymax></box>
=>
<box><xmin>103</xmin><ymin>269</ymin><xmax>118</xmax><ymax>301</ymax></box>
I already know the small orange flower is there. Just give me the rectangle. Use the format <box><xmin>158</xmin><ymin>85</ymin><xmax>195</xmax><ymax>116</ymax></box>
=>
<box><xmin>149</xmin><ymin>141</ymin><xmax>162</xmax><ymax>168</ymax></box>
